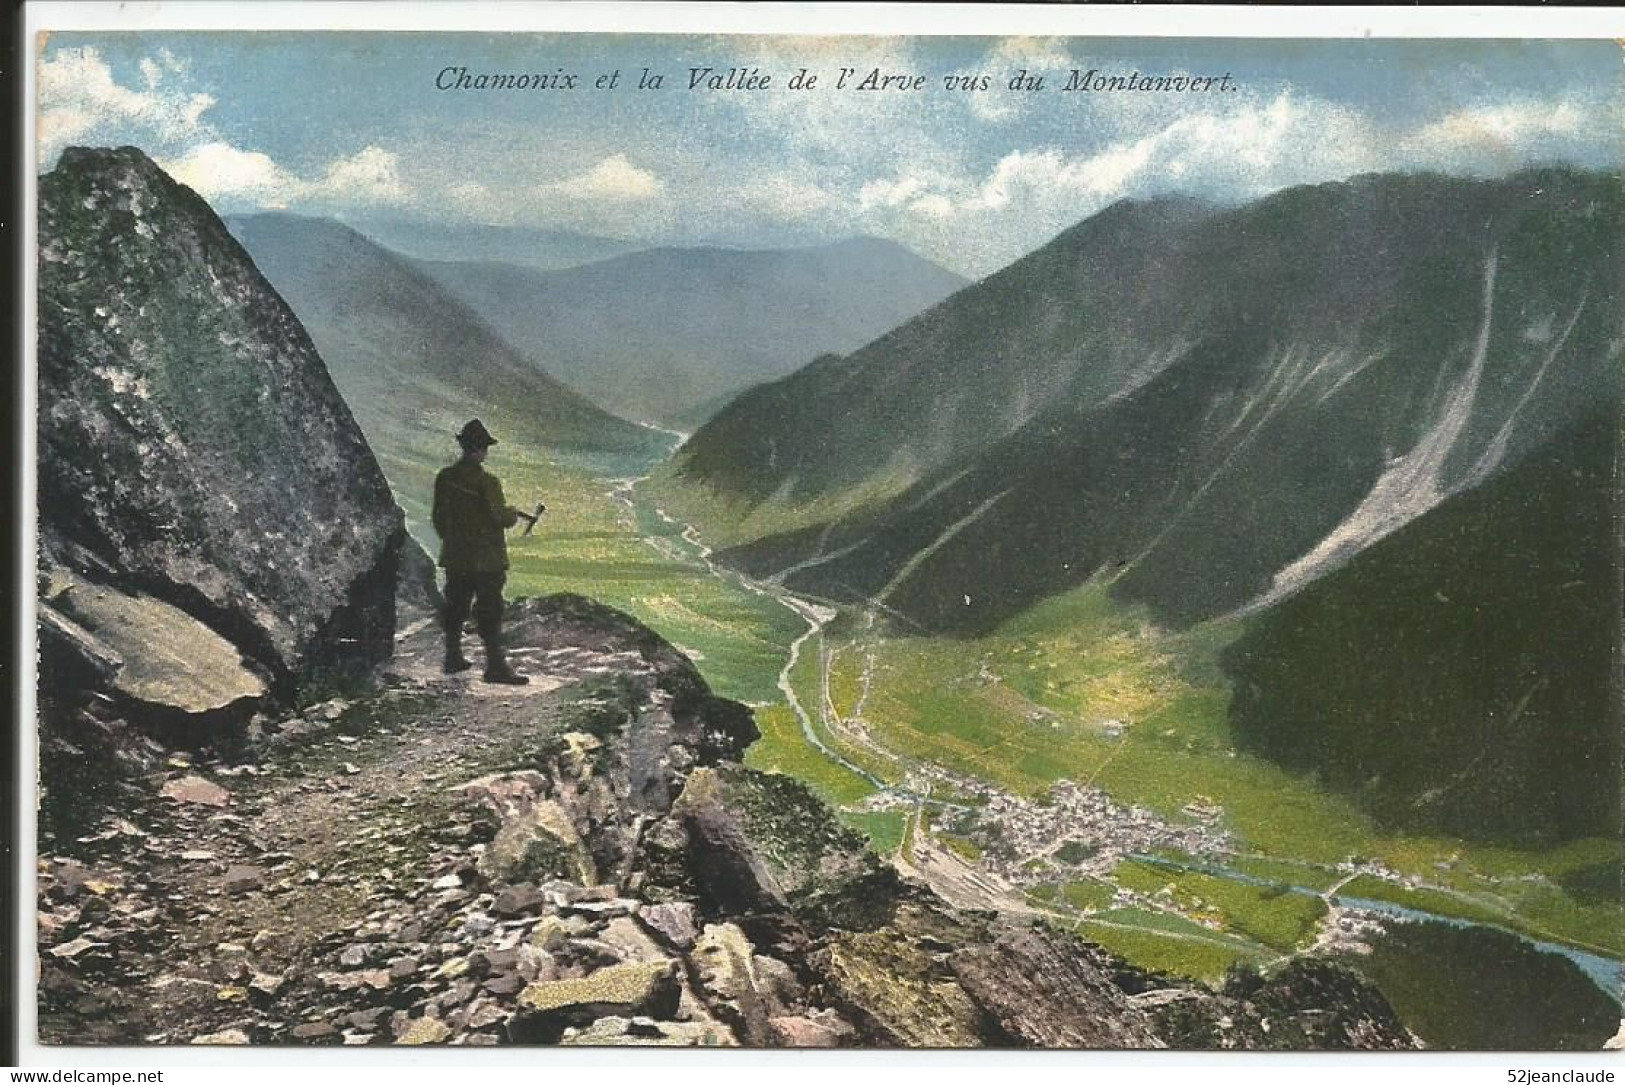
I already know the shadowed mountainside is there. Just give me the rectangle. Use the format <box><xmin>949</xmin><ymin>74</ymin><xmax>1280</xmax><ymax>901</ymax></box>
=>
<box><xmin>1221</xmin><ymin>407</ymin><xmax>1620</xmax><ymax>843</ymax></box>
<box><xmin>676</xmin><ymin>170</ymin><xmax>1620</xmax><ymax>636</ymax></box>
<box><xmin>662</xmin><ymin>168</ymin><xmax>1620</xmax><ymax>848</ymax></box>
<box><xmin>675</xmin><ymin>195</ymin><xmax>1215</xmax><ymax>504</ymax></box>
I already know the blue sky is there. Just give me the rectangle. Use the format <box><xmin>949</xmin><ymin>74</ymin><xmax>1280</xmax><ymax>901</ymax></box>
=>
<box><xmin>37</xmin><ymin>32</ymin><xmax>1622</xmax><ymax>276</ymax></box>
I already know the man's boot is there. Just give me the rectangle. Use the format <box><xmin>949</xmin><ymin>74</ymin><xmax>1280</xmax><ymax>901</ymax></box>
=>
<box><xmin>481</xmin><ymin>632</ymin><xmax>529</xmax><ymax>686</ymax></box>
<box><xmin>444</xmin><ymin>631</ymin><xmax>473</xmax><ymax>675</ymax></box>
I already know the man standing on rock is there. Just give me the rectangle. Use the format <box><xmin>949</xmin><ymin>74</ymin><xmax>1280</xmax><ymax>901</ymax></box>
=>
<box><xmin>432</xmin><ymin>419</ymin><xmax>531</xmax><ymax>685</ymax></box>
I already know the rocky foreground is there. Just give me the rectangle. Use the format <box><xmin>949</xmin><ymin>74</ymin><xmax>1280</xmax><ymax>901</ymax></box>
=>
<box><xmin>38</xmin><ymin>594</ymin><xmax>1417</xmax><ymax>1050</ymax></box>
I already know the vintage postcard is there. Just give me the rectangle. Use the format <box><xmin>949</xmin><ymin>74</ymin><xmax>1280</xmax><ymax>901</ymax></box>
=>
<box><xmin>22</xmin><ymin>1</ymin><xmax>1624</xmax><ymax>1062</ymax></box>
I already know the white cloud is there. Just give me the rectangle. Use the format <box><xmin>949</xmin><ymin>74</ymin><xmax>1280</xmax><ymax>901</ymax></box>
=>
<box><xmin>696</xmin><ymin>35</ymin><xmax>958</xmax><ymax>165</ymax></box>
<box><xmin>859</xmin><ymin>175</ymin><xmax>926</xmax><ymax>210</ymax></box>
<box><xmin>988</xmin><ymin>37</ymin><xmax>1076</xmax><ymax>71</ymax></box>
<box><xmin>1148</xmin><ymin>93</ymin><xmax>1375</xmax><ymax>192</ymax></box>
<box><xmin>968</xmin><ymin>144</ymin><xmax>1158</xmax><ymax>210</ymax></box>
<box><xmin>162</xmin><ymin>141</ymin><xmax>300</xmax><ymax>207</ymax></box>
<box><xmin>908</xmin><ymin>193</ymin><xmax>955</xmax><ymax>220</ymax></box>
<box><xmin>843</xmin><ymin>92</ymin><xmax>1382</xmax><ymax>273</ymax></box>
<box><xmin>38</xmin><ymin>46</ymin><xmax>216</xmax><ymax>161</ymax></box>
<box><xmin>161</xmin><ymin>141</ymin><xmax>408</xmax><ymax>210</ymax></box>
<box><xmin>730</xmin><ymin>172</ymin><xmax>835</xmax><ymax>222</ymax></box>
<box><xmin>1397</xmin><ymin>97</ymin><xmax>1618</xmax><ymax>175</ymax></box>
<box><xmin>878</xmin><ymin>86</ymin><xmax>1618</xmax><ymax>273</ymax></box>
<box><xmin>38</xmin><ymin>46</ymin><xmax>405</xmax><ymax>212</ymax></box>
<box><xmin>316</xmin><ymin>146</ymin><xmax>408</xmax><ymax>204</ymax></box>
<box><xmin>553</xmin><ymin>154</ymin><xmax>665</xmax><ymax>201</ymax></box>
<box><xmin>446</xmin><ymin>179</ymin><xmax>490</xmax><ymax>210</ymax></box>
<box><xmin>40</xmin><ymin>38</ymin><xmax>1618</xmax><ymax>280</ymax></box>
<box><xmin>1410</xmin><ymin>99</ymin><xmax>1583</xmax><ymax>147</ymax></box>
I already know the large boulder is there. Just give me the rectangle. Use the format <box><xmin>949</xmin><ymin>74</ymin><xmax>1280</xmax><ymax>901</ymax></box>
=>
<box><xmin>1146</xmin><ymin>958</ymin><xmax>1420</xmax><ymax>1050</ymax></box>
<box><xmin>687</xmin><ymin>922</ymin><xmax>806</xmax><ymax>1045</ymax></box>
<box><xmin>40</xmin><ymin>563</ymin><xmax>266</xmax><ymax>724</ymax></box>
<box><xmin>506</xmin><ymin>960</ymin><xmax>681</xmax><ymax>1043</ymax></box>
<box><xmin>948</xmin><ymin>921</ymin><xmax>1166</xmax><ymax>1048</ymax></box>
<box><xmin>809</xmin><ymin>902</ymin><xmax>995</xmax><ymax>1048</ymax></box>
<box><xmin>668</xmin><ymin>763</ymin><xmax>904</xmax><ymax>930</ymax></box>
<box><xmin>37</xmin><ymin>145</ymin><xmax>405</xmax><ymax>696</ymax></box>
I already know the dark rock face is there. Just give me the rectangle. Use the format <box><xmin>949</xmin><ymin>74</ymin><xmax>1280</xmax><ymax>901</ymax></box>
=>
<box><xmin>396</xmin><ymin>536</ymin><xmax>444</xmax><ymax>615</ymax></box>
<box><xmin>669</xmin><ymin>764</ymin><xmax>904</xmax><ymax>931</ymax></box>
<box><xmin>810</xmin><ymin>904</ymin><xmax>998</xmax><ymax>1048</ymax></box>
<box><xmin>1148</xmin><ymin>958</ymin><xmax>1420</xmax><ymax>1050</ymax></box>
<box><xmin>37</xmin><ymin>146</ymin><xmax>406</xmax><ymax>695</ymax></box>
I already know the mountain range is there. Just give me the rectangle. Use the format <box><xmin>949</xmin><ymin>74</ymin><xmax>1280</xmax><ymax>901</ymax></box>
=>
<box><xmin>664</xmin><ymin>168</ymin><xmax>1621</xmax><ymax>841</ymax></box>
<box><xmin>39</xmin><ymin>147</ymin><xmax>1619</xmax><ymax>850</ymax></box>
<box><xmin>412</xmin><ymin>238</ymin><xmax>968</xmax><ymax>426</ymax></box>
<box><xmin>338</xmin><ymin>215</ymin><xmax>636</xmax><ymax>271</ymax></box>
<box><xmin>675</xmin><ymin>170</ymin><xmax>1619</xmax><ymax>631</ymax></box>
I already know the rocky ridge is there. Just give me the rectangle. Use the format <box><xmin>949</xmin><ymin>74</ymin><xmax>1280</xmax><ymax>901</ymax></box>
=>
<box><xmin>38</xmin><ymin>595</ymin><xmax>1420</xmax><ymax>1050</ymax></box>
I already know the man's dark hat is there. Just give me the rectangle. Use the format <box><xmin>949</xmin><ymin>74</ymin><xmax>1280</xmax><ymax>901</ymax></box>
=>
<box><xmin>457</xmin><ymin>419</ymin><xmax>498</xmax><ymax>448</ymax></box>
